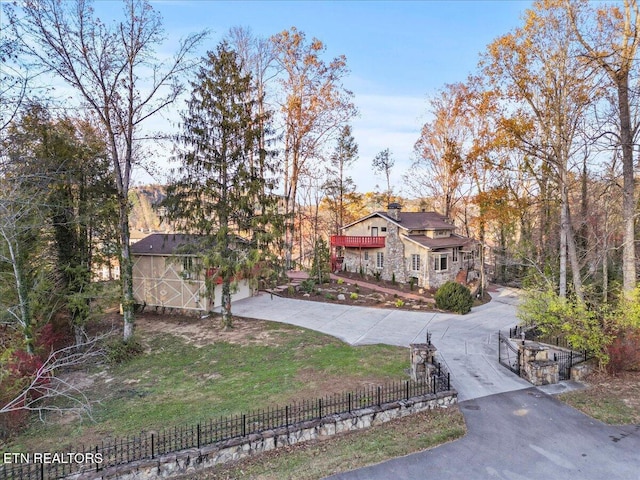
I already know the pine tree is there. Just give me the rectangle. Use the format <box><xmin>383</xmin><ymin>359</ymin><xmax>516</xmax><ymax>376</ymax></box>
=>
<box><xmin>163</xmin><ymin>42</ymin><xmax>278</xmax><ymax>329</ymax></box>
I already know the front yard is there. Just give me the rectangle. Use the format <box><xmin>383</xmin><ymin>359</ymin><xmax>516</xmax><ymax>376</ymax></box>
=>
<box><xmin>5</xmin><ymin>311</ymin><xmax>463</xmax><ymax>472</ymax></box>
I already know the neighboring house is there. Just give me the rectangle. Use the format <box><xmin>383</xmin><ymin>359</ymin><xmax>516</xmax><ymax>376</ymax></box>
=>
<box><xmin>131</xmin><ymin>233</ymin><xmax>254</xmax><ymax>313</ymax></box>
<box><xmin>330</xmin><ymin>203</ymin><xmax>478</xmax><ymax>289</ymax></box>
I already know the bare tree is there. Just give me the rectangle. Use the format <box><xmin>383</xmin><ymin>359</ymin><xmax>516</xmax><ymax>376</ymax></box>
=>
<box><xmin>567</xmin><ymin>0</ymin><xmax>640</xmax><ymax>297</ymax></box>
<box><xmin>6</xmin><ymin>0</ymin><xmax>206</xmax><ymax>340</ymax></box>
<box><xmin>1</xmin><ymin>334</ymin><xmax>107</xmax><ymax>420</ymax></box>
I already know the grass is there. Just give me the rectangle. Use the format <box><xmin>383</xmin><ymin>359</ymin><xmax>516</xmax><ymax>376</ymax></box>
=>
<box><xmin>7</xmin><ymin>315</ymin><xmax>413</xmax><ymax>453</ymax></box>
<box><xmin>559</xmin><ymin>371</ymin><xmax>640</xmax><ymax>425</ymax></box>
<box><xmin>174</xmin><ymin>408</ymin><xmax>466</xmax><ymax>480</ymax></box>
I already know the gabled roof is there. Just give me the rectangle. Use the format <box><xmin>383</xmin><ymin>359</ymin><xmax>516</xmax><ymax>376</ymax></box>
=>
<box><xmin>404</xmin><ymin>234</ymin><xmax>477</xmax><ymax>251</ymax></box>
<box><xmin>342</xmin><ymin>210</ymin><xmax>454</xmax><ymax>232</ymax></box>
<box><xmin>130</xmin><ymin>233</ymin><xmax>204</xmax><ymax>256</ymax></box>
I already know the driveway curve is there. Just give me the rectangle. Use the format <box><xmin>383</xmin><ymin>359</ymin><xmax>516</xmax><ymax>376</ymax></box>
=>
<box><xmin>231</xmin><ymin>288</ymin><xmax>531</xmax><ymax>401</ymax></box>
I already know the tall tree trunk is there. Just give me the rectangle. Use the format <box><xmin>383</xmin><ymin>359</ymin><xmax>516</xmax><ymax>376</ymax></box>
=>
<box><xmin>119</xmin><ymin>194</ymin><xmax>135</xmax><ymax>341</ymax></box>
<box><xmin>619</xmin><ymin>80</ymin><xmax>637</xmax><ymax>296</ymax></box>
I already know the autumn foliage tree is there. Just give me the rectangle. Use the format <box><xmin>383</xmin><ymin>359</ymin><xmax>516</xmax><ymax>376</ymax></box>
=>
<box><xmin>271</xmin><ymin>27</ymin><xmax>357</xmax><ymax>268</ymax></box>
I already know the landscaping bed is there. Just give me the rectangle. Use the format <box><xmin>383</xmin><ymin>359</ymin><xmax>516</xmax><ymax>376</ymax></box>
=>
<box><xmin>277</xmin><ymin>274</ymin><xmax>436</xmax><ymax>311</ymax></box>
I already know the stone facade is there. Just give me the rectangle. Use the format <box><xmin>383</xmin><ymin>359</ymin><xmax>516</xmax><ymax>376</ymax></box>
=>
<box><xmin>519</xmin><ymin>343</ymin><xmax>560</xmax><ymax>386</ymax></box>
<box><xmin>71</xmin><ymin>391</ymin><xmax>457</xmax><ymax>480</ymax></box>
<box><xmin>382</xmin><ymin>222</ymin><xmax>407</xmax><ymax>284</ymax></box>
<box><xmin>334</xmin><ymin>206</ymin><xmax>477</xmax><ymax>290</ymax></box>
<box><xmin>410</xmin><ymin>343</ymin><xmax>438</xmax><ymax>382</ymax></box>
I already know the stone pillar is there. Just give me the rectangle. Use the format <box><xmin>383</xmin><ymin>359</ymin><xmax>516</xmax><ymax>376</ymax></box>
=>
<box><xmin>410</xmin><ymin>343</ymin><xmax>438</xmax><ymax>381</ymax></box>
<box><xmin>519</xmin><ymin>343</ymin><xmax>559</xmax><ymax>386</ymax></box>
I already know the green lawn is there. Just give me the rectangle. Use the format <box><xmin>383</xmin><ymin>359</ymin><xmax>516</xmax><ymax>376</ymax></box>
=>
<box><xmin>7</xmin><ymin>316</ymin><xmax>413</xmax><ymax>453</ymax></box>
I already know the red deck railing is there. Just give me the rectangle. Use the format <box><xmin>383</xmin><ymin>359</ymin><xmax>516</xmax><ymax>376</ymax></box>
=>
<box><xmin>330</xmin><ymin>235</ymin><xmax>385</xmax><ymax>248</ymax></box>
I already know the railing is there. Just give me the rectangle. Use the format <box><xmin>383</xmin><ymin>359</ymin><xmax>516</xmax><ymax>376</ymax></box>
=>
<box><xmin>330</xmin><ymin>235</ymin><xmax>385</xmax><ymax>248</ymax></box>
<box><xmin>509</xmin><ymin>325</ymin><xmax>571</xmax><ymax>350</ymax></box>
<box><xmin>0</xmin><ymin>375</ymin><xmax>452</xmax><ymax>480</ymax></box>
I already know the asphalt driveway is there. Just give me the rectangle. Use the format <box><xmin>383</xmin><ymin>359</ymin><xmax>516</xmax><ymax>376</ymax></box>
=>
<box><xmin>231</xmin><ymin>288</ymin><xmax>531</xmax><ymax>401</ymax></box>
<box><xmin>329</xmin><ymin>388</ymin><xmax>640</xmax><ymax>480</ymax></box>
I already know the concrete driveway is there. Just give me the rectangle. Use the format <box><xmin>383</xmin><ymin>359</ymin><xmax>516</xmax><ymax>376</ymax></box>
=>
<box><xmin>231</xmin><ymin>288</ymin><xmax>531</xmax><ymax>401</ymax></box>
<box><xmin>233</xmin><ymin>290</ymin><xmax>640</xmax><ymax>479</ymax></box>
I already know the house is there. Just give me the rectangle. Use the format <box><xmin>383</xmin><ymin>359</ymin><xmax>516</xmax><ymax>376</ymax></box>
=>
<box><xmin>330</xmin><ymin>203</ymin><xmax>478</xmax><ymax>289</ymax></box>
<box><xmin>131</xmin><ymin>233</ymin><xmax>254</xmax><ymax>313</ymax></box>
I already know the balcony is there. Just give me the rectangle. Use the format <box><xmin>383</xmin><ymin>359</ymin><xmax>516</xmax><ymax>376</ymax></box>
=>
<box><xmin>330</xmin><ymin>235</ymin><xmax>385</xmax><ymax>248</ymax></box>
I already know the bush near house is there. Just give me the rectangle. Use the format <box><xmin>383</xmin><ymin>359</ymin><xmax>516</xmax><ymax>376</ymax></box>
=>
<box><xmin>435</xmin><ymin>281</ymin><xmax>474</xmax><ymax>314</ymax></box>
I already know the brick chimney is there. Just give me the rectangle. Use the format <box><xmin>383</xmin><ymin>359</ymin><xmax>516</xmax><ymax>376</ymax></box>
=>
<box><xmin>387</xmin><ymin>203</ymin><xmax>401</xmax><ymax>221</ymax></box>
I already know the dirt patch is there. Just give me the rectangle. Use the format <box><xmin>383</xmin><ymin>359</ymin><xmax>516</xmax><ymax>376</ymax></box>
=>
<box><xmin>134</xmin><ymin>313</ymin><xmax>294</xmax><ymax>348</ymax></box>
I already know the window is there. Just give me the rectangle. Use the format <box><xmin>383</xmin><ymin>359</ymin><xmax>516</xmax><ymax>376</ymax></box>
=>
<box><xmin>371</xmin><ymin>226</ymin><xmax>378</xmax><ymax>236</ymax></box>
<box><xmin>434</xmin><ymin>254</ymin><xmax>448</xmax><ymax>271</ymax></box>
<box><xmin>411</xmin><ymin>254</ymin><xmax>420</xmax><ymax>271</ymax></box>
<box><xmin>182</xmin><ymin>257</ymin><xmax>194</xmax><ymax>279</ymax></box>
<box><xmin>452</xmin><ymin>247</ymin><xmax>458</xmax><ymax>262</ymax></box>
<box><xmin>364</xmin><ymin>252</ymin><xmax>369</xmax><ymax>261</ymax></box>
<box><xmin>381</xmin><ymin>227</ymin><xmax>387</xmax><ymax>232</ymax></box>
<box><xmin>376</xmin><ymin>251</ymin><xmax>384</xmax><ymax>268</ymax></box>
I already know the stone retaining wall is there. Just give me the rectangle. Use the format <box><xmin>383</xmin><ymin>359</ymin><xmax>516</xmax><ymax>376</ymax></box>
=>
<box><xmin>72</xmin><ymin>391</ymin><xmax>457</xmax><ymax>480</ymax></box>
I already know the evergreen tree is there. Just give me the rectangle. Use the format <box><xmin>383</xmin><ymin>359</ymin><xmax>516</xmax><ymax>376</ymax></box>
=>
<box><xmin>163</xmin><ymin>42</ymin><xmax>279</xmax><ymax>329</ymax></box>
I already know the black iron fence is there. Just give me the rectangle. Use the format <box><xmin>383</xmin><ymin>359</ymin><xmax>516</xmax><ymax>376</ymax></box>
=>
<box><xmin>506</xmin><ymin>326</ymin><xmax>593</xmax><ymax>380</ymax></box>
<box><xmin>509</xmin><ymin>325</ymin><xmax>571</xmax><ymax>350</ymax></box>
<box><xmin>498</xmin><ymin>331</ymin><xmax>520</xmax><ymax>375</ymax></box>
<box><xmin>1</xmin><ymin>371</ymin><xmax>452</xmax><ymax>480</ymax></box>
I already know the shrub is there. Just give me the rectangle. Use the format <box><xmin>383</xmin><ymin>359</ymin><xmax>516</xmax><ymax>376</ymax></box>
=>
<box><xmin>337</xmin><ymin>278</ymin><xmax>344</xmax><ymax>285</ymax></box>
<box><xmin>395</xmin><ymin>299</ymin><xmax>405</xmax><ymax>308</ymax></box>
<box><xmin>300</xmin><ymin>278</ymin><xmax>316</xmax><ymax>294</ymax></box>
<box><xmin>350</xmin><ymin>292</ymin><xmax>358</xmax><ymax>300</ymax></box>
<box><xmin>325</xmin><ymin>293</ymin><xmax>335</xmax><ymax>300</ymax></box>
<box><xmin>435</xmin><ymin>281</ymin><xmax>474</xmax><ymax>314</ymax></box>
<box><xmin>105</xmin><ymin>337</ymin><xmax>144</xmax><ymax>365</ymax></box>
<box><xmin>607</xmin><ymin>328</ymin><xmax>640</xmax><ymax>373</ymax></box>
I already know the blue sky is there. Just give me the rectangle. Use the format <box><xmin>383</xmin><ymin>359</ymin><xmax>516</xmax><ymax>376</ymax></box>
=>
<box><xmin>93</xmin><ymin>0</ymin><xmax>533</xmax><ymax>193</ymax></box>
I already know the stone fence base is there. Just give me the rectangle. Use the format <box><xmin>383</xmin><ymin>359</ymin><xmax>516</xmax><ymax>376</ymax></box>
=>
<box><xmin>72</xmin><ymin>391</ymin><xmax>457</xmax><ymax>480</ymax></box>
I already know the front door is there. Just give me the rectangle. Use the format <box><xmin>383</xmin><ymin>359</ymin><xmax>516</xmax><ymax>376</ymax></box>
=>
<box><xmin>371</xmin><ymin>227</ymin><xmax>378</xmax><ymax>236</ymax></box>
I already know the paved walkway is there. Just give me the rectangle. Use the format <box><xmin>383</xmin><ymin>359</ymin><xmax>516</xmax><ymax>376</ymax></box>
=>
<box><xmin>232</xmin><ymin>287</ymin><xmax>532</xmax><ymax>401</ymax></box>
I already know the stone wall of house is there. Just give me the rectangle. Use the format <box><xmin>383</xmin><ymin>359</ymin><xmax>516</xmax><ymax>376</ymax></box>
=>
<box><xmin>76</xmin><ymin>391</ymin><xmax>457</xmax><ymax>480</ymax></box>
<box><xmin>382</xmin><ymin>223</ymin><xmax>406</xmax><ymax>284</ymax></box>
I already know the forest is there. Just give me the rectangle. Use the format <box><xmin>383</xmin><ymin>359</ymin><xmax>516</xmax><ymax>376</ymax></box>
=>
<box><xmin>2</xmin><ymin>0</ymin><xmax>640</xmax><ymax>433</ymax></box>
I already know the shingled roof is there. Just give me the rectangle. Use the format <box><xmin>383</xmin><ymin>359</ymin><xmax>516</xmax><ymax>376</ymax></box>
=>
<box><xmin>404</xmin><ymin>234</ymin><xmax>476</xmax><ymax>250</ymax></box>
<box><xmin>375</xmin><ymin>211</ymin><xmax>453</xmax><ymax>230</ymax></box>
<box><xmin>343</xmin><ymin>210</ymin><xmax>454</xmax><ymax>231</ymax></box>
<box><xmin>130</xmin><ymin>233</ymin><xmax>203</xmax><ymax>256</ymax></box>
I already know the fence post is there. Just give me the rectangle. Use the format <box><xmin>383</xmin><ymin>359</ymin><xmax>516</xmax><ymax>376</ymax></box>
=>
<box><xmin>242</xmin><ymin>414</ymin><xmax>246</xmax><ymax>437</ymax></box>
<box><xmin>348</xmin><ymin>393</ymin><xmax>352</xmax><ymax>413</ymax></box>
<box><xmin>319</xmin><ymin>398</ymin><xmax>323</xmax><ymax>418</ymax></box>
<box><xmin>151</xmin><ymin>434</ymin><xmax>154</xmax><ymax>459</ymax></box>
<box><xmin>197</xmin><ymin>423</ymin><xmax>201</xmax><ymax>449</ymax></box>
<box><xmin>447</xmin><ymin>372</ymin><xmax>450</xmax><ymax>391</ymax></box>
<box><xmin>286</xmin><ymin>405</ymin><xmax>289</xmax><ymax>426</ymax></box>
<box><xmin>377</xmin><ymin>386</ymin><xmax>381</xmax><ymax>407</ymax></box>
<box><xmin>405</xmin><ymin>380</ymin><xmax>409</xmax><ymax>400</ymax></box>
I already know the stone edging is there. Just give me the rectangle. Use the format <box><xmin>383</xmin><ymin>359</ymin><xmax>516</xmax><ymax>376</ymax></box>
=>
<box><xmin>70</xmin><ymin>390</ymin><xmax>457</xmax><ymax>480</ymax></box>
